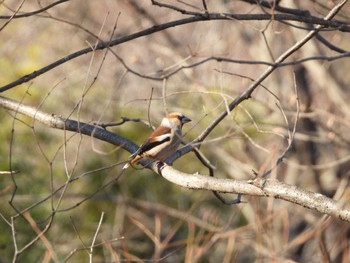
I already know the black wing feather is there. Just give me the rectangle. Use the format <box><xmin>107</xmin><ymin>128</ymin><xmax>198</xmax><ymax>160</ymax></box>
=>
<box><xmin>138</xmin><ymin>137</ymin><xmax>171</xmax><ymax>155</ymax></box>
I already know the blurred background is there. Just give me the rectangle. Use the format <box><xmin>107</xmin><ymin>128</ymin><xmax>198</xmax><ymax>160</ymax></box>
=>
<box><xmin>1</xmin><ymin>0</ymin><xmax>350</xmax><ymax>262</ymax></box>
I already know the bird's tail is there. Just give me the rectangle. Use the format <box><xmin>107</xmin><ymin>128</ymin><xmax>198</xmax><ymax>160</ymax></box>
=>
<box><xmin>122</xmin><ymin>162</ymin><xmax>130</xmax><ymax>170</ymax></box>
<box><xmin>122</xmin><ymin>155</ymin><xmax>142</xmax><ymax>170</ymax></box>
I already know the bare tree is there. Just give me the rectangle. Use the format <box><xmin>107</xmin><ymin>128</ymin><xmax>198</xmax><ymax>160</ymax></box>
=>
<box><xmin>1</xmin><ymin>0</ymin><xmax>350</xmax><ymax>262</ymax></box>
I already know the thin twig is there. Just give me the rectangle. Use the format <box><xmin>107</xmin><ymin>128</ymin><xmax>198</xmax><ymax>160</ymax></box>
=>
<box><xmin>162</xmin><ymin>78</ymin><xmax>168</xmax><ymax>115</ymax></box>
<box><xmin>13</xmin><ymin>214</ymin><xmax>54</xmax><ymax>259</ymax></box>
<box><xmin>0</xmin><ymin>0</ymin><xmax>25</xmax><ymax>31</ymax></box>
<box><xmin>62</xmin><ymin>237</ymin><xmax>124</xmax><ymax>263</ymax></box>
<box><xmin>89</xmin><ymin>212</ymin><xmax>105</xmax><ymax>263</ymax></box>
<box><xmin>261</xmin><ymin>88</ymin><xmax>299</xmax><ymax>177</ymax></box>
<box><xmin>1</xmin><ymin>10</ymin><xmax>349</xmax><ymax>92</ymax></box>
<box><xmin>193</xmin><ymin>147</ymin><xmax>242</xmax><ymax>205</ymax></box>
<box><xmin>23</xmin><ymin>212</ymin><xmax>59</xmax><ymax>263</ymax></box>
<box><xmin>95</xmin><ymin>117</ymin><xmax>155</xmax><ymax>130</ymax></box>
<box><xmin>0</xmin><ymin>0</ymin><xmax>69</xmax><ymax>19</ymax></box>
<box><xmin>192</xmin><ymin>0</ymin><xmax>347</xmax><ymax>147</ymax></box>
<box><xmin>0</xmin><ymin>170</ymin><xmax>20</xmax><ymax>175</ymax></box>
<box><xmin>70</xmin><ymin>217</ymin><xmax>90</xmax><ymax>257</ymax></box>
<box><xmin>202</xmin><ymin>0</ymin><xmax>208</xmax><ymax>13</ymax></box>
<box><xmin>148</xmin><ymin>87</ymin><xmax>155</xmax><ymax>130</ymax></box>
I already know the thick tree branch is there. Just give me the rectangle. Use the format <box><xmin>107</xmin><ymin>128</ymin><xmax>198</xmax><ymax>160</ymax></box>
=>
<box><xmin>1</xmin><ymin>95</ymin><xmax>350</xmax><ymax>222</ymax></box>
<box><xmin>156</xmin><ymin>165</ymin><xmax>350</xmax><ymax>222</ymax></box>
<box><xmin>0</xmin><ymin>95</ymin><xmax>138</xmax><ymax>154</ymax></box>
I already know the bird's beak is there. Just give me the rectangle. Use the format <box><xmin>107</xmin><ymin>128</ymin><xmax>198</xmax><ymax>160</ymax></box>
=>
<box><xmin>181</xmin><ymin>116</ymin><xmax>191</xmax><ymax>124</ymax></box>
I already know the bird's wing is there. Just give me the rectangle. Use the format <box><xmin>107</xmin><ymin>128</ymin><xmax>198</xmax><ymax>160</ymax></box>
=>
<box><xmin>137</xmin><ymin>126</ymin><xmax>172</xmax><ymax>155</ymax></box>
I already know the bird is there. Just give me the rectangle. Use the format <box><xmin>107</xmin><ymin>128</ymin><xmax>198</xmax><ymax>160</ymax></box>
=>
<box><xmin>122</xmin><ymin>112</ymin><xmax>191</xmax><ymax>169</ymax></box>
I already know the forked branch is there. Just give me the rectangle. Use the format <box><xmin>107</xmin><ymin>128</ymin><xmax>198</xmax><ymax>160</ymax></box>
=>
<box><xmin>1</xmin><ymin>95</ymin><xmax>349</xmax><ymax>222</ymax></box>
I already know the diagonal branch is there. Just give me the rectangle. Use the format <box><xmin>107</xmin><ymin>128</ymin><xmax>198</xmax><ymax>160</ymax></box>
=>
<box><xmin>0</xmin><ymin>95</ymin><xmax>138</xmax><ymax>154</ymax></box>
<box><xmin>1</xmin><ymin>95</ymin><xmax>350</xmax><ymax>222</ymax></box>
<box><xmin>0</xmin><ymin>0</ymin><xmax>69</xmax><ymax>19</ymax></box>
<box><xmin>1</xmin><ymin>5</ymin><xmax>349</xmax><ymax>92</ymax></box>
<box><xmin>190</xmin><ymin>0</ymin><xmax>348</xmax><ymax>147</ymax></box>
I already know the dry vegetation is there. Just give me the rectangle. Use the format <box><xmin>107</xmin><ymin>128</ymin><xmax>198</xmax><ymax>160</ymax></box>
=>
<box><xmin>1</xmin><ymin>0</ymin><xmax>350</xmax><ymax>262</ymax></box>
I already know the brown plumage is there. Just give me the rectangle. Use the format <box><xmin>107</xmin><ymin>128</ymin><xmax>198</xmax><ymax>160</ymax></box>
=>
<box><xmin>123</xmin><ymin>112</ymin><xmax>191</xmax><ymax>169</ymax></box>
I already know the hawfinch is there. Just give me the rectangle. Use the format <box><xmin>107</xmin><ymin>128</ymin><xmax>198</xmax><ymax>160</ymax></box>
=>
<box><xmin>123</xmin><ymin>112</ymin><xmax>191</xmax><ymax>169</ymax></box>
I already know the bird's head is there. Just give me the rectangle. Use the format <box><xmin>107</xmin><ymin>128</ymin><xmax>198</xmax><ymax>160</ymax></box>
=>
<box><xmin>162</xmin><ymin>112</ymin><xmax>191</xmax><ymax>129</ymax></box>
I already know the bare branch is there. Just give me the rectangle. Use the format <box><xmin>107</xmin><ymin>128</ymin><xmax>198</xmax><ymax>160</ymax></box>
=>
<box><xmin>0</xmin><ymin>0</ymin><xmax>25</xmax><ymax>31</ymax></box>
<box><xmin>193</xmin><ymin>147</ymin><xmax>242</xmax><ymax>204</ymax></box>
<box><xmin>0</xmin><ymin>95</ymin><xmax>137</xmax><ymax>154</ymax></box>
<box><xmin>90</xmin><ymin>212</ymin><xmax>105</xmax><ymax>263</ymax></box>
<box><xmin>23</xmin><ymin>212</ymin><xmax>59</xmax><ymax>263</ymax></box>
<box><xmin>95</xmin><ymin>117</ymin><xmax>155</xmax><ymax>130</ymax></box>
<box><xmin>1</xmin><ymin>6</ymin><xmax>349</xmax><ymax>92</ymax></box>
<box><xmin>0</xmin><ymin>0</ymin><xmax>69</xmax><ymax>19</ymax></box>
<box><xmin>192</xmin><ymin>0</ymin><xmax>347</xmax><ymax>146</ymax></box>
<box><xmin>0</xmin><ymin>170</ymin><xmax>20</xmax><ymax>175</ymax></box>
<box><xmin>2</xmin><ymin>95</ymin><xmax>349</xmax><ymax>221</ymax></box>
<box><xmin>155</xmin><ymin>164</ymin><xmax>350</xmax><ymax>222</ymax></box>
